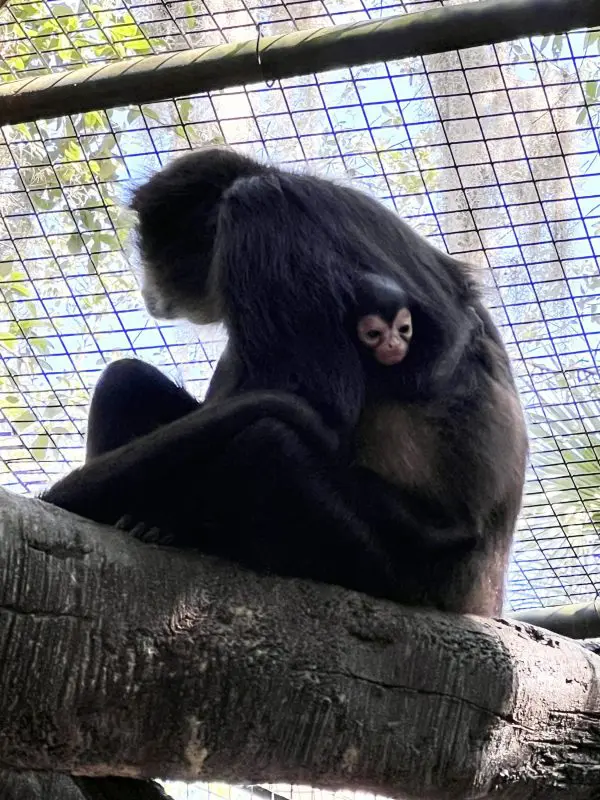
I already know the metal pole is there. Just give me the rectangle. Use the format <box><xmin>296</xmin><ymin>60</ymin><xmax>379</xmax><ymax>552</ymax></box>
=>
<box><xmin>511</xmin><ymin>598</ymin><xmax>600</xmax><ymax>639</ymax></box>
<box><xmin>1</xmin><ymin>0</ymin><xmax>598</xmax><ymax>126</ymax></box>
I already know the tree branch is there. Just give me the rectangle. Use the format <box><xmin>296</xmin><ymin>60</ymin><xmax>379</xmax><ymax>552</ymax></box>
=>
<box><xmin>0</xmin><ymin>486</ymin><xmax>599</xmax><ymax>798</ymax></box>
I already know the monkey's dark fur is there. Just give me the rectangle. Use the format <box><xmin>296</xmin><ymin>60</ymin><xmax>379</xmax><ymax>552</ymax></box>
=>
<box><xmin>40</xmin><ymin>147</ymin><xmax>528</xmax><ymax>798</ymax></box>
<box><xmin>43</xmin><ymin>146</ymin><xmax>528</xmax><ymax>615</ymax></box>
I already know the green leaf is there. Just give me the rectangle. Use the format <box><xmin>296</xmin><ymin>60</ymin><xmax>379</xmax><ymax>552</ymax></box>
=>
<box><xmin>178</xmin><ymin>98</ymin><xmax>193</xmax><ymax>123</ymax></box>
<box><xmin>584</xmin><ymin>30</ymin><xmax>600</xmax><ymax>53</ymax></box>
<box><xmin>552</xmin><ymin>34</ymin><xmax>564</xmax><ymax>59</ymax></box>
<box><xmin>584</xmin><ymin>81</ymin><xmax>598</xmax><ymax>102</ymax></box>
<box><xmin>31</xmin><ymin>435</ymin><xmax>51</xmax><ymax>460</ymax></box>
<box><xmin>143</xmin><ymin>106</ymin><xmax>163</xmax><ymax>124</ymax></box>
<box><xmin>83</xmin><ymin>111</ymin><xmax>107</xmax><ymax>131</ymax></box>
<box><xmin>124</xmin><ymin>39</ymin><xmax>153</xmax><ymax>55</ymax></box>
<box><xmin>67</xmin><ymin>234</ymin><xmax>84</xmax><ymax>254</ymax></box>
<box><xmin>576</xmin><ymin>107</ymin><xmax>588</xmax><ymax>125</ymax></box>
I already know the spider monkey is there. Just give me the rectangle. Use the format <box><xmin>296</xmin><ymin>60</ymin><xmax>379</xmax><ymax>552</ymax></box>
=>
<box><xmin>43</xmin><ymin>148</ymin><xmax>528</xmax><ymax>616</ymax></box>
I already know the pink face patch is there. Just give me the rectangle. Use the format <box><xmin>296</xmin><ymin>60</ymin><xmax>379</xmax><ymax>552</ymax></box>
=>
<box><xmin>357</xmin><ymin>308</ymin><xmax>412</xmax><ymax>366</ymax></box>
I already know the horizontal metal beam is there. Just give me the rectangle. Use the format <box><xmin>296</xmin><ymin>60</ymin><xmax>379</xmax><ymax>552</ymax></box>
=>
<box><xmin>1</xmin><ymin>0</ymin><xmax>598</xmax><ymax>126</ymax></box>
<box><xmin>512</xmin><ymin>599</ymin><xmax>600</xmax><ymax>639</ymax></box>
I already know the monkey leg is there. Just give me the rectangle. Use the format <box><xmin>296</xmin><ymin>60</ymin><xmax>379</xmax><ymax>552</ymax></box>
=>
<box><xmin>42</xmin><ymin>391</ymin><xmax>338</xmax><ymax>526</ymax></box>
<box><xmin>85</xmin><ymin>358</ymin><xmax>200</xmax><ymax>460</ymax></box>
<box><xmin>42</xmin><ymin>391</ymin><xmax>397</xmax><ymax>599</ymax></box>
<box><xmin>179</xmin><ymin>417</ymin><xmax>397</xmax><ymax>599</ymax></box>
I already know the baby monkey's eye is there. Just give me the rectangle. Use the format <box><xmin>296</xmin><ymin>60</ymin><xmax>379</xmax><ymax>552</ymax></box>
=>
<box><xmin>366</xmin><ymin>330</ymin><xmax>381</xmax><ymax>340</ymax></box>
<box><xmin>398</xmin><ymin>324</ymin><xmax>411</xmax><ymax>335</ymax></box>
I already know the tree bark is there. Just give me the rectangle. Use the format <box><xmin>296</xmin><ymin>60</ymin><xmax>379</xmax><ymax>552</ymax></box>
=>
<box><xmin>0</xmin><ymin>486</ymin><xmax>599</xmax><ymax>799</ymax></box>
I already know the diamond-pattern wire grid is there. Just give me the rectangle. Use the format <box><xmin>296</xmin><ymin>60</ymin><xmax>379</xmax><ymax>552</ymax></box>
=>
<box><xmin>161</xmin><ymin>782</ymin><xmax>404</xmax><ymax>800</ymax></box>
<box><xmin>1</xmin><ymin>0</ymin><xmax>600</xmax><ymax>616</ymax></box>
<box><xmin>160</xmin><ymin>783</ymin><xmax>410</xmax><ymax>800</ymax></box>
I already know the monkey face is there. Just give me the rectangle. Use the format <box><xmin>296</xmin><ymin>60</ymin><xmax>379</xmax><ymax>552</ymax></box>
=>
<box><xmin>139</xmin><ymin>260</ymin><xmax>223</xmax><ymax>327</ymax></box>
<box><xmin>357</xmin><ymin>308</ymin><xmax>412</xmax><ymax>366</ymax></box>
<box><xmin>131</xmin><ymin>147</ymin><xmax>268</xmax><ymax>330</ymax></box>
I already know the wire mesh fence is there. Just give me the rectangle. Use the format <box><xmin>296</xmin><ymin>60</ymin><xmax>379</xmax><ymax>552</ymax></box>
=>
<box><xmin>1</xmin><ymin>0</ymin><xmax>600</xmax><ymax>619</ymax></box>
<box><xmin>159</xmin><ymin>784</ymin><xmax>393</xmax><ymax>800</ymax></box>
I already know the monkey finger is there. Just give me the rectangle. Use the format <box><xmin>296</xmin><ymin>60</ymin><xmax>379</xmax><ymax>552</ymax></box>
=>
<box><xmin>128</xmin><ymin>521</ymin><xmax>152</xmax><ymax>539</ymax></box>
<box><xmin>115</xmin><ymin>514</ymin><xmax>135</xmax><ymax>531</ymax></box>
<box><xmin>138</xmin><ymin>525</ymin><xmax>162</xmax><ymax>544</ymax></box>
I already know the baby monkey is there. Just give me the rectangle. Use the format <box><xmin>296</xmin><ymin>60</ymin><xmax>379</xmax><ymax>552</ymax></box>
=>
<box><xmin>352</xmin><ymin>271</ymin><xmax>487</xmax><ymax>408</ymax></box>
<box><xmin>354</xmin><ymin>274</ymin><xmax>413</xmax><ymax>367</ymax></box>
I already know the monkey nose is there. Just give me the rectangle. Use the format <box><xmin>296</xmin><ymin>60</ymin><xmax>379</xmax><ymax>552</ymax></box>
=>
<box><xmin>377</xmin><ymin>347</ymin><xmax>406</xmax><ymax>366</ymax></box>
<box><xmin>143</xmin><ymin>292</ymin><xmax>173</xmax><ymax>319</ymax></box>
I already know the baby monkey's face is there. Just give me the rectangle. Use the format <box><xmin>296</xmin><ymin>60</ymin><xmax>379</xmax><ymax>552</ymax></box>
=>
<box><xmin>357</xmin><ymin>307</ymin><xmax>412</xmax><ymax>366</ymax></box>
<box><xmin>354</xmin><ymin>273</ymin><xmax>413</xmax><ymax>366</ymax></box>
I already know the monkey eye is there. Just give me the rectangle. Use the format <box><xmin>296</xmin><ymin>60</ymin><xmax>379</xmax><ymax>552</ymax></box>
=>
<box><xmin>398</xmin><ymin>324</ymin><xmax>411</xmax><ymax>335</ymax></box>
<box><xmin>366</xmin><ymin>330</ymin><xmax>381</xmax><ymax>340</ymax></box>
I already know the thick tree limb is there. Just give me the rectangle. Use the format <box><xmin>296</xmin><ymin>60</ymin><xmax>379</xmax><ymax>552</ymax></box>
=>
<box><xmin>0</xmin><ymin>486</ymin><xmax>599</xmax><ymax>799</ymax></box>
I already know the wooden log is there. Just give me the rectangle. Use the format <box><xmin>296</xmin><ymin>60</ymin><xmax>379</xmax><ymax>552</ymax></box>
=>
<box><xmin>0</xmin><ymin>485</ymin><xmax>599</xmax><ymax>798</ymax></box>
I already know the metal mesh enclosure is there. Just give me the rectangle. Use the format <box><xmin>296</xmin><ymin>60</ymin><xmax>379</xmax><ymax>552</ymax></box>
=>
<box><xmin>1</xmin><ymin>0</ymin><xmax>599</xmax><ymax>618</ymax></box>
<box><xmin>160</xmin><ymin>784</ymin><xmax>394</xmax><ymax>800</ymax></box>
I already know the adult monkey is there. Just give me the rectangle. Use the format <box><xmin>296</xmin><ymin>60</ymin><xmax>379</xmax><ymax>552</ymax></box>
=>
<box><xmin>43</xmin><ymin>146</ymin><xmax>528</xmax><ymax>619</ymax></box>
<box><xmin>38</xmin><ymin>148</ymin><xmax>527</xmax><ymax>800</ymax></box>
